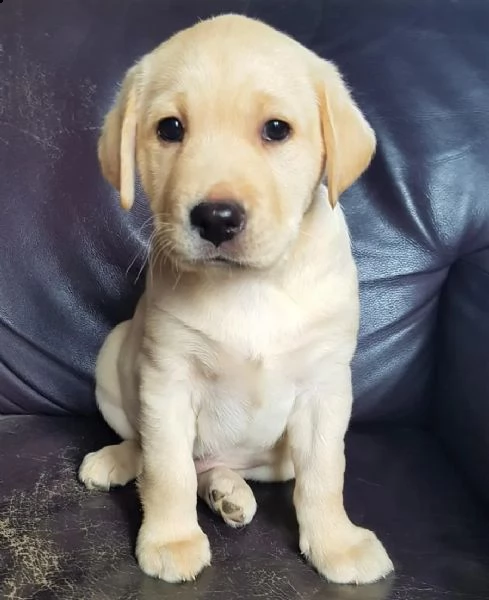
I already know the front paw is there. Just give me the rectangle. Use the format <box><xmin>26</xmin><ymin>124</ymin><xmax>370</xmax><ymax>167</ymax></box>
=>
<box><xmin>136</xmin><ymin>525</ymin><xmax>211</xmax><ymax>583</ymax></box>
<box><xmin>300</xmin><ymin>525</ymin><xmax>394</xmax><ymax>585</ymax></box>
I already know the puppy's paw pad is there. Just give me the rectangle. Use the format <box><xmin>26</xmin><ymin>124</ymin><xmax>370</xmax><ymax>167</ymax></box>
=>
<box><xmin>221</xmin><ymin>500</ymin><xmax>240</xmax><ymax>515</ymax></box>
<box><xmin>208</xmin><ymin>475</ymin><xmax>257</xmax><ymax>528</ymax></box>
<box><xmin>136</xmin><ymin>529</ymin><xmax>211</xmax><ymax>583</ymax></box>
<box><xmin>78</xmin><ymin>444</ymin><xmax>138</xmax><ymax>491</ymax></box>
<box><xmin>303</xmin><ymin>527</ymin><xmax>394</xmax><ymax>585</ymax></box>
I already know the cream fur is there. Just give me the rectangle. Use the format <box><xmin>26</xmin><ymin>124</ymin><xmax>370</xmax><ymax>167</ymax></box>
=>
<box><xmin>79</xmin><ymin>14</ymin><xmax>393</xmax><ymax>585</ymax></box>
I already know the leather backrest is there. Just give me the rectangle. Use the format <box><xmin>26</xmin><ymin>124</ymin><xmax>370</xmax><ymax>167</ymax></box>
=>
<box><xmin>1</xmin><ymin>0</ymin><xmax>488</xmax><ymax>421</ymax></box>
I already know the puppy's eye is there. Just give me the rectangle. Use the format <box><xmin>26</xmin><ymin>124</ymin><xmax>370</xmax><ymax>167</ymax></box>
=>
<box><xmin>262</xmin><ymin>119</ymin><xmax>291</xmax><ymax>142</ymax></box>
<box><xmin>157</xmin><ymin>117</ymin><xmax>185</xmax><ymax>143</ymax></box>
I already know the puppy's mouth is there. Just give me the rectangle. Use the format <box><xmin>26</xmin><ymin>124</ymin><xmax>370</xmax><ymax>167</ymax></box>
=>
<box><xmin>166</xmin><ymin>247</ymin><xmax>250</xmax><ymax>271</ymax></box>
<box><xmin>199</xmin><ymin>256</ymin><xmax>247</xmax><ymax>268</ymax></box>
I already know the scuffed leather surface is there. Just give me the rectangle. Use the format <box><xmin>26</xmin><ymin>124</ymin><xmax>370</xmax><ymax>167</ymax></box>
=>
<box><xmin>0</xmin><ymin>0</ymin><xmax>488</xmax><ymax>422</ymax></box>
<box><xmin>436</xmin><ymin>249</ymin><xmax>489</xmax><ymax>503</ymax></box>
<box><xmin>1</xmin><ymin>416</ymin><xmax>488</xmax><ymax>600</ymax></box>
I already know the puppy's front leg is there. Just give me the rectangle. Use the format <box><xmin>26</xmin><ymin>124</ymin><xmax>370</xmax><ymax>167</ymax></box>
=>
<box><xmin>289</xmin><ymin>365</ymin><xmax>393</xmax><ymax>585</ymax></box>
<box><xmin>135</xmin><ymin>359</ymin><xmax>210</xmax><ymax>583</ymax></box>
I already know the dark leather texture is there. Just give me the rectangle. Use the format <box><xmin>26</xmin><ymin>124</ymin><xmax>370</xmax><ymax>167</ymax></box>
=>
<box><xmin>1</xmin><ymin>1</ymin><xmax>489</xmax><ymax>599</ymax></box>
<box><xmin>436</xmin><ymin>248</ymin><xmax>489</xmax><ymax>503</ymax></box>
<box><xmin>2</xmin><ymin>416</ymin><xmax>489</xmax><ymax>600</ymax></box>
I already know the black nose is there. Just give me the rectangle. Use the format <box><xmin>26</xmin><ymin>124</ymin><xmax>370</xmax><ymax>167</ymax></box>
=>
<box><xmin>190</xmin><ymin>201</ymin><xmax>246</xmax><ymax>247</ymax></box>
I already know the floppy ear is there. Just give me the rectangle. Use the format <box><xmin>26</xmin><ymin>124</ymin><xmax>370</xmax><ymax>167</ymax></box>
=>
<box><xmin>316</xmin><ymin>60</ymin><xmax>376</xmax><ymax>208</ymax></box>
<box><xmin>98</xmin><ymin>65</ymin><xmax>139</xmax><ymax>211</ymax></box>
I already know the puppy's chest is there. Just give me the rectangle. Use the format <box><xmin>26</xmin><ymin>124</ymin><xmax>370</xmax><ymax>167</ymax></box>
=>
<box><xmin>164</xmin><ymin>280</ymin><xmax>336</xmax><ymax>455</ymax></box>
<box><xmin>193</xmin><ymin>353</ymin><xmax>295</xmax><ymax>456</ymax></box>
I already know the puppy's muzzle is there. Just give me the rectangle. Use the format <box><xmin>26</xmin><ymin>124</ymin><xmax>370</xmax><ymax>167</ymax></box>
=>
<box><xmin>190</xmin><ymin>201</ymin><xmax>246</xmax><ymax>247</ymax></box>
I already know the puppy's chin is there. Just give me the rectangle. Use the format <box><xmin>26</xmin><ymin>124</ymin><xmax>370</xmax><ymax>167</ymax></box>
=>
<box><xmin>169</xmin><ymin>247</ymin><xmax>293</xmax><ymax>275</ymax></box>
<box><xmin>157</xmin><ymin>246</ymin><xmax>277</xmax><ymax>274</ymax></box>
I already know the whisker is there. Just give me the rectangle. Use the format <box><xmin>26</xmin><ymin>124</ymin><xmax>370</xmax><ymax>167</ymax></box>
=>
<box><xmin>124</xmin><ymin>215</ymin><xmax>155</xmax><ymax>280</ymax></box>
<box><xmin>134</xmin><ymin>247</ymin><xmax>150</xmax><ymax>283</ymax></box>
<box><xmin>171</xmin><ymin>271</ymin><xmax>182</xmax><ymax>291</ymax></box>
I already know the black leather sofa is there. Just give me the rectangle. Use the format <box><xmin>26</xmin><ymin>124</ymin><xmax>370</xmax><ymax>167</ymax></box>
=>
<box><xmin>1</xmin><ymin>1</ymin><xmax>488</xmax><ymax>599</ymax></box>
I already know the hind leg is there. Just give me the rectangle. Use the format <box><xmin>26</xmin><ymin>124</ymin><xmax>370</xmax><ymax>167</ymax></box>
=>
<box><xmin>80</xmin><ymin>321</ymin><xmax>142</xmax><ymax>491</ymax></box>
<box><xmin>196</xmin><ymin>438</ymin><xmax>294</xmax><ymax>527</ymax></box>
<box><xmin>197</xmin><ymin>467</ymin><xmax>257</xmax><ymax>528</ymax></box>
<box><xmin>79</xmin><ymin>439</ymin><xmax>142</xmax><ymax>490</ymax></box>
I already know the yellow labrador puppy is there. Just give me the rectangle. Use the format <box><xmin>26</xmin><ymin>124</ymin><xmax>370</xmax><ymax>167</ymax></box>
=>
<box><xmin>79</xmin><ymin>13</ymin><xmax>393</xmax><ymax>585</ymax></box>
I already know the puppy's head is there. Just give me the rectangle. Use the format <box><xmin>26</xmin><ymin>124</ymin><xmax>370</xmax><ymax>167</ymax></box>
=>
<box><xmin>99</xmin><ymin>14</ymin><xmax>375</xmax><ymax>270</ymax></box>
